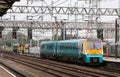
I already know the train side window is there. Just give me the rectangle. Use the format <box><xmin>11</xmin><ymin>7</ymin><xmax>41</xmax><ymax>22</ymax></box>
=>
<box><xmin>70</xmin><ymin>46</ymin><xmax>72</xmax><ymax>49</ymax></box>
<box><xmin>41</xmin><ymin>45</ymin><xmax>45</xmax><ymax>48</ymax></box>
<box><xmin>60</xmin><ymin>45</ymin><xmax>73</xmax><ymax>49</ymax></box>
<box><xmin>60</xmin><ymin>46</ymin><xmax>64</xmax><ymax>49</ymax></box>
<box><xmin>47</xmin><ymin>45</ymin><xmax>53</xmax><ymax>49</ymax></box>
<box><xmin>72</xmin><ymin>46</ymin><xmax>78</xmax><ymax>49</ymax></box>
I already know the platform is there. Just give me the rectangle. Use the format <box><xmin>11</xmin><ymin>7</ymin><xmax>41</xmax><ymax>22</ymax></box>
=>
<box><xmin>0</xmin><ymin>65</ymin><xmax>16</xmax><ymax>77</ymax></box>
<box><xmin>104</xmin><ymin>57</ymin><xmax>120</xmax><ymax>63</ymax></box>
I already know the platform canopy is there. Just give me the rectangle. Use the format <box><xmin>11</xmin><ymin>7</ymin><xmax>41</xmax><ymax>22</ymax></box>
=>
<box><xmin>0</xmin><ymin>0</ymin><xmax>20</xmax><ymax>16</ymax></box>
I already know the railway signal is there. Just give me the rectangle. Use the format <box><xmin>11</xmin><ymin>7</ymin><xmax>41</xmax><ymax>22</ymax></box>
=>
<box><xmin>28</xmin><ymin>28</ymin><xmax>32</xmax><ymax>39</ymax></box>
<box><xmin>12</xmin><ymin>31</ymin><xmax>17</xmax><ymax>39</ymax></box>
<box><xmin>12</xmin><ymin>27</ymin><xmax>19</xmax><ymax>39</ymax></box>
<box><xmin>97</xmin><ymin>29</ymin><xmax>103</xmax><ymax>41</ymax></box>
<box><xmin>0</xmin><ymin>31</ymin><xmax>2</xmax><ymax>38</ymax></box>
<box><xmin>0</xmin><ymin>26</ymin><xmax>4</xmax><ymax>38</ymax></box>
<box><xmin>115</xmin><ymin>19</ymin><xmax>119</xmax><ymax>59</ymax></box>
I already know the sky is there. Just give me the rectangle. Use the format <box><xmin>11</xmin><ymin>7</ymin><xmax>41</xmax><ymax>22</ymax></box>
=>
<box><xmin>1</xmin><ymin>0</ymin><xmax>120</xmax><ymax>40</ymax></box>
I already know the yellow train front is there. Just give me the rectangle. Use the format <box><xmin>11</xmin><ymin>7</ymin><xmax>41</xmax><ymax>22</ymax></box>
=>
<box><xmin>82</xmin><ymin>38</ymin><xmax>103</xmax><ymax>64</ymax></box>
<box><xmin>19</xmin><ymin>44</ymin><xmax>26</xmax><ymax>54</ymax></box>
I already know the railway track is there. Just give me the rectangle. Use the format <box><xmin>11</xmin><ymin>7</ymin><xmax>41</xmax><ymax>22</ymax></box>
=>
<box><xmin>24</xmin><ymin>54</ymin><xmax>120</xmax><ymax>76</ymax></box>
<box><xmin>0</xmin><ymin>63</ymin><xmax>26</xmax><ymax>77</ymax></box>
<box><xmin>2</xmin><ymin>53</ymin><xmax>119</xmax><ymax>77</ymax></box>
<box><xmin>25</xmin><ymin>53</ymin><xmax>120</xmax><ymax>75</ymax></box>
<box><xmin>94</xmin><ymin>62</ymin><xmax>120</xmax><ymax>74</ymax></box>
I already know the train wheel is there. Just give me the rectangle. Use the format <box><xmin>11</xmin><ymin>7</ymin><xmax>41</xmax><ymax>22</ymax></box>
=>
<box><xmin>56</xmin><ymin>56</ymin><xmax>62</xmax><ymax>62</ymax></box>
<box><xmin>40</xmin><ymin>54</ymin><xmax>46</xmax><ymax>59</ymax></box>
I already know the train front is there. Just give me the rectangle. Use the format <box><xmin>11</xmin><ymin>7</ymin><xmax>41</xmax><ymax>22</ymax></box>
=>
<box><xmin>83</xmin><ymin>38</ymin><xmax>103</xmax><ymax>64</ymax></box>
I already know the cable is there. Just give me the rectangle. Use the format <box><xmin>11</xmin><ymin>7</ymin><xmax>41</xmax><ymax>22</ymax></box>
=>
<box><xmin>43</xmin><ymin>0</ymin><xmax>54</xmax><ymax>15</ymax></box>
<box><xmin>54</xmin><ymin>0</ymin><xmax>69</xmax><ymax>6</ymax></box>
<box><xmin>51</xmin><ymin>0</ymin><xmax>60</xmax><ymax>5</ymax></box>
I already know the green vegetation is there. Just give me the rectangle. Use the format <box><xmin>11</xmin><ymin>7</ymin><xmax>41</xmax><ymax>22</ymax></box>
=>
<box><xmin>0</xmin><ymin>32</ymin><xmax>37</xmax><ymax>50</ymax></box>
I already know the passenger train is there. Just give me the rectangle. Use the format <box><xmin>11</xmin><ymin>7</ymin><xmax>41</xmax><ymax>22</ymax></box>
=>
<box><xmin>40</xmin><ymin>38</ymin><xmax>103</xmax><ymax>65</ymax></box>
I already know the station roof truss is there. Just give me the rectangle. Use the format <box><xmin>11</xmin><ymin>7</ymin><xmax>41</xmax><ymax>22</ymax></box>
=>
<box><xmin>0</xmin><ymin>0</ymin><xmax>20</xmax><ymax>16</ymax></box>
<box><xmin>7</xmin><ymin>6</ymin><xmax>120</xmax><ymax>16</ymax></box>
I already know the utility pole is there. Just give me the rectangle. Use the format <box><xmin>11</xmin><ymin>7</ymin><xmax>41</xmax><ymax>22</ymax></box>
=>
<box><xmin>51</xmin><ymin>0</ymin><xmax>54</xmax><ymax>40</ymax></box>
<box><xmin>61</xmin><ymin>20</ymin><xmax>66</xmax><ymax>40</ymax></box>
<box><xmin>74</xmin><ymin>1</ymin><xmax>78</xmax><ymax>39</ymax></box>
<box><xmin>119</xmin><ymin>0</ymin><xmax>120</xmax><ymax>16</ymax></box>
<box><xmin>54</xmin><ymin>17</ymin><xmax>58</xmax><ymax>40</ymax></box>
<box><xmin>115</xmin><ymin>19</ymin><xmax>119</xmax><ymax>59</ymax></box>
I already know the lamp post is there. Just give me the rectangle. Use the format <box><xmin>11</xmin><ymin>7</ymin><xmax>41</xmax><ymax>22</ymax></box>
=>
<box><xmin>74</xmin><ymin>1</ymin><xmax>78</xmax><ymax>39</ymax></box>
<box><xmin>115</xmin><ymin>19</ymin><xmax>119</xmax><ymax>59</ymax></box>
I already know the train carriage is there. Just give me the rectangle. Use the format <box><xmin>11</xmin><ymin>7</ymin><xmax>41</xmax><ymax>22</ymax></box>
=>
<box><xmin>40</xmin><ymin>41</ymin><xmax>57</xmax><ymax>59</ymax></box>
<box><xmin>13</xmin><ymin>44</ymin><xmax>19</xmax><ymax>52</ymax></box>
<box><xmin>57</xmin><ymin>40</ymin><xmax>80</xmax><ymax>57</ymax></box>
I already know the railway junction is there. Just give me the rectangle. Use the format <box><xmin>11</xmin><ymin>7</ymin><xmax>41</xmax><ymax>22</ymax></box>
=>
<box><xmin>0</xmin><ymin>0</ymin><xmax>120</xmax><ymax>77</ymax></box>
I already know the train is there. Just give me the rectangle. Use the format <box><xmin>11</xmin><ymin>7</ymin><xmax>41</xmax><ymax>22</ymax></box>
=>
<box><xmin>13</xmin><ymin>44</ymin><xmax>26</xmax><ymax>53</ymax></box>
<box><xmin>40</xmin><ymin>38</ymin><xmax>103</xmax><ymax>65</ymax></box>
<box><xmin>13</xmin><ymin>44</ymin><xmax>19</xmax><ymax>52</ymax></box>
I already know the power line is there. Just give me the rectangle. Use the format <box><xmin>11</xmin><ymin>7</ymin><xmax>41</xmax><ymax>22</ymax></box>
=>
<box><xmin>54</xmin><ymin>0</ymin><xmax>69</xmax><ymax>6</ymax></box>
<box><xmin>51</xmin><ymin>0</ymin><xmax>60</xmax><ymax>5</ymax></box>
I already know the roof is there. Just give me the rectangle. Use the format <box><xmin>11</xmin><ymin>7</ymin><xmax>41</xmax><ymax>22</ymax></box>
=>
<box><xmin>0</xmin><ymin>0</ymin><xmax>20</xmax><ymax>16</ymax></box>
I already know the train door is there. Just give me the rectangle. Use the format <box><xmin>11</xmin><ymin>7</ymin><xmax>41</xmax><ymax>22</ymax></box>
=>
<box><xmin>78</xmin><ymin>40</ymin><xmax>83</xmax><ymax>58</ymax></box>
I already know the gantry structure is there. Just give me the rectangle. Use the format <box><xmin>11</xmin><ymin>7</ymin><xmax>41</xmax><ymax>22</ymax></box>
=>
<box><xmin>6</xmin><ymin>6</ymin><xmax>120</xmax><ymax>16</ymax></box>
<box><xmin>0</xmin><ymin>0</ymin><xmax>120</xmax><ymax>39</ymax></box>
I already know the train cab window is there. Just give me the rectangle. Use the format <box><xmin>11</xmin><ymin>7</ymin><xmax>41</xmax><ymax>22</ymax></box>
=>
<box><xmin>94</xmin><ymin>42</ymin><xmax>101</xmax><ymax>49</ymax></box>
<box><xmin>88</xmin><ymin>42</ymin><xmax>94</xmax><ymax>50</ymax></box>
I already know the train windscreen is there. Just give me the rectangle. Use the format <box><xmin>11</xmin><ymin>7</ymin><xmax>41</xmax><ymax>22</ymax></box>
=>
<box><xmin>88</xmin><ymin>41</ymin><xmax>101</xmax><ymax>50</ymax></box>
<box><xmin>94</xmin><ymin>42</ymin><xmax>101</xmax><ymax>49</ymax></box>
